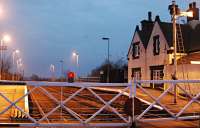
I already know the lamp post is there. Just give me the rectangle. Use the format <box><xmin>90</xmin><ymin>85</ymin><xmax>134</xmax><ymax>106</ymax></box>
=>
<box><xmin>17</xmin><ymin>58</ymin><xmax>23</xmax><ymax>80</ymax></box>
<box><xmin>169</xmin><ymin>1</ymin><xmax>193</xmax><ymax>103</ymax></box>
<box><xmin>50</xmin><ymin>64</ymin><xmax>55</xmax><ymax>81</ymax></box>
<box><xmin>102</xmin><ymin>37</ymin><xmax>110</xmax><ymax>83</ymax></box>
<box><xmin>72</xmin><ymin>51</ymin><xmax>79</xmax><ymax>78</ymax></box>
<box><xmin>59</xmin><ymin>60</ymin><xmax>64</xmax><ymax>79</ymax></box>
<box><xmin>12</xmin><ymin>49</ymin><xmax>20</xmax><ymax>80</ymax></box>
<box><xmin>0</xmin><ymin>34</ymin><xmax>11</xmax><ymax>80</ymax></box>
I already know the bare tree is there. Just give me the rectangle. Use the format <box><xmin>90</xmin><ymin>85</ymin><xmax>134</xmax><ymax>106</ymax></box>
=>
<box><xmin>0</xmin><ymin>57</ymin><xmax>12</xmax><ymax>80</ymax></box>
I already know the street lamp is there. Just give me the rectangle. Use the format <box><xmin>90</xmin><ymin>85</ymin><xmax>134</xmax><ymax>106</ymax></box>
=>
<box><xmin>72</xmin><ymin>51</ymin><xmax>79</xmax><ymax>67</ymax></box>
<box><xmin>59</xmin><ymin>60</ymin><xmax>64</xmax><ymax>79</ymax></box>
<box><xmin>50</xmin><ymin>64</ymin><xmax>55</xmax><ymax>81</ymax></box>
<box><xmin>16</xmin><ymin>58</ymin><xmax>23</xmax><ymax>80</ymax></box>
<box><xmin>102</xmin><ymin>37</ymin><xmax>110</xmax><ymax>83</ymax></box>
<box><xmin>0</xmin><ymin>34</ymin><xmax>11</xmax><ymax>80</ymax></box>
<box><xmin>12</xmin><ymin>49</ymin><xmax>20</xmax><ymax>80</ymax></box>
<box><xmin>72</xmin><ymin>51</ymin><xmax>79</xmax><ymax>78</ymax></box>
<box><xmin>169</xmin><ymin>1</ymin><xmax>193</xmax><ymax>103</ymax></box>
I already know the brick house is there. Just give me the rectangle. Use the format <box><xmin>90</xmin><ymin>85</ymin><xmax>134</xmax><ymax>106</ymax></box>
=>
<box><xmin>128</xmin><ymin>2</ymin><xmax>200</xmax><ymax>89</ymax></box>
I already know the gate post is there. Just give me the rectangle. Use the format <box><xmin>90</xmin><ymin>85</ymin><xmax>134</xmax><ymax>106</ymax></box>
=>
<box><xmin>131</xmin><ymin>78</ymin><xmax>137</xmax><ymax>128</ymax></box>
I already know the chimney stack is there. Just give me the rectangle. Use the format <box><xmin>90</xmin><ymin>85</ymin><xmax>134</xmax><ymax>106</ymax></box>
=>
<box><xmin>148</xmin><ymin>11</ymin><xmax>152</xmax><ymax>21</ymax></box>
<box><xmin>136</xmin><ymin>25</ymin><xmax>140</xmax><ymax>31</ymax></box>
<box><xmin>193</xmin><ymin>2</ymin><xmax>196</xmax><ymax>8</ymax></box>
<box><xmin>187</xmin><ymin>2</ymin><xmax>199</xmax><ymax>22</ymax></box>
<box><xmin>155</xmin><ymin>15</ymin><xmax>161</xmax><ymax>22</ymax></box>
<box><xmin>189</xmin><ymin>3</ymin><xmax>193</xmax><ymax>9</ymax></box>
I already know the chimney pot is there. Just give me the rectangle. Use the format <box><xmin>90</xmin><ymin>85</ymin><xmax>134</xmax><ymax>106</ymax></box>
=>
<box><xmin>189</xmin><ymin>3</ymin><xmax>193</xmax><ymax>9</ymax></box>
<box><xmin>136</xmin><ymin>25</ymin><xmax>140</xmax><ymax>31</ymax></box>
<box><xmin>148</xmin><ymin>11</ymin><xmax>152</xmax><ymax>21</ymax></box>
<box><xmin>155</xmin><ymin>15</ymin><xmax>161</xmax><ymax>22</ymax></box>
<box><xmin>193</xmin><ymin>2</ymin><xmax>196</xmax><ymax>8</ymax></box>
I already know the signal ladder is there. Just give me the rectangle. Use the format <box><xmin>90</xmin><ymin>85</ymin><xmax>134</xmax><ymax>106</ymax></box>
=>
<box><xmin>176</xmin><ymin>23</ymin><xmax>191</xmax><ymax>93</ymax></box>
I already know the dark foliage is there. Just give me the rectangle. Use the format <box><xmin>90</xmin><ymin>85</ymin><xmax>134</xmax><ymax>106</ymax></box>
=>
<box><xmin>89</xmin><ymin>58</ymin><xmax>127</xmax><ymax>83</ymax></box>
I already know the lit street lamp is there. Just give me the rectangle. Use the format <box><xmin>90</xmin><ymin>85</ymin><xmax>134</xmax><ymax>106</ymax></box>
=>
<box><xmin>12</xmin><ymin>49</ymin><xmax>20</xmax><ymax>80</ymax></box>
<box><xmin>72</xmin><ymin>51</ymin><xmax>79</xmax><ymax>67</ymax></box>
<box><xmin>0</xmin><ymin>34</ymin><xmax>11</xmax><ymax>80</ymax></box>
<box><xmin>50</xmin><ymin>64</ymin><xmax>55</xmax><ymax>81</ymax></box>
<box><xmin>72</xmin><ymin>51</ymin><xmax>79</xmax><ymax>78</ymax></box>
<box><xmin>102</xmin><ymin>37</ymin><xmax>110</xmax><ymax>83</ymax></box>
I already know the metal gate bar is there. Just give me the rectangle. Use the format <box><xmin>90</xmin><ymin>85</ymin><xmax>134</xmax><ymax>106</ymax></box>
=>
<box><xmin>133</xmin><ymin>79</ymin><xmax>200</xmax><ymax>122</ymax></box>
<box><xmin>0</xmin><ymin>81</ymin><xmax>131</xmax><ymax>127</ymax></box>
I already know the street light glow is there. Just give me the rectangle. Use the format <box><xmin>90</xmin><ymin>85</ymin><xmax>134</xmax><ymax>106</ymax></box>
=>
<box><xmin>72</xmin><ymin>52</ymin><xmax>77</xmax><ymax>56</ymax></box>
<box><xmin>3</xmin><ymin>34</ymin><xmax>11</xmax><ymax>42</ymax></box>
<box><xmin>191</xmin><ymin>61</ymin><xmax>200</xmax><ymax>64</ymax></box>
<box><xmin>0</xmin><ymin>6</ymin><xmax>3</xmax><ymax>16</ymax></box>
<box><xmin>15</xmin><ymin>49</ymin><xmax>20</xmax><ymax>54</ymax></box>
<box><xmin>72</xmin><ymin>51</ymin><xmax>79</xmax><ymax>57</ymax></box>
<box><xmin>180</xmin><ymin>11</ymin><xmax>193</xmax><ymax>17</ymax></box>
<box><xmin>186</xmin><ymin>11</ymin><xmax>193</xmax><ymax>17</ymax></box>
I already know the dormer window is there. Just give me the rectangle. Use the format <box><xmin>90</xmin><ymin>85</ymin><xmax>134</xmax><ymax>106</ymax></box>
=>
<box><xmin>132</xmin><ymin>42</ymin><xmax>140</xmax><ymax>59</ymax></box>
<box><xmin>153</xmin><ymin>35</ymin><xmax>160</xmax><ymax>55</ymax></box>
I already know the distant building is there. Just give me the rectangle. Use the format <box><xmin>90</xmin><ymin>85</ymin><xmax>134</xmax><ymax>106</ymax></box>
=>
<box><xmin>127</xmin><ymin>2</ymin><xmax>200</xmax><ymax>89</ymax></box>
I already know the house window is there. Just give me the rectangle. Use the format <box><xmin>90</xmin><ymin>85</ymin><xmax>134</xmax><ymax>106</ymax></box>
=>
<box><xmin>153</xmin><ymin>35</ymin><xmax>160</xmax><ymax>55</ymax></box>
<box><xmin>150</xmin><ymin>65</ymin><xmax>164</xmax><ymax>80</ymax></box>
<box><xmin>150</xmin><ymin>65</ymin><xmax>164</xmax><ymax>89</ymax></box>
<box><xmin>152</xmin><ymin>69</ymin><xmax>163</xmax><ymax>80</ymax></box>
<box><xmin>131</xmin><ymin>68</ymin><xmax>141</xmax><ymax>80</ymax></box>
<box><xmin>132</xmin><ymin>42</ymin><xmax>140</xmax><ymax>58</ymax></box>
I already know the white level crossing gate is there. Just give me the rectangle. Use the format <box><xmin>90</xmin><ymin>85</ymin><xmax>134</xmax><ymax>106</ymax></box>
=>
<box><xmin>0</xmin><ymin>80</ymin><xmax>200</xmax><ymax>127</ymax></box>
<box><xmin>133</xmin><ymin>79</ymin><xmax>200</xmax><ymax>123</ymax></box>
<box><xmin>0</xmin><ymin>81</ymin><xmax>132</xmax><ymax>127</ymax></box>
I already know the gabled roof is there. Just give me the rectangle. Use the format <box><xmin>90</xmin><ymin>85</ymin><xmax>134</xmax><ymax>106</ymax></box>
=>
<box><xmin>188</xmin><ymin>22</ymin><xmax>200</xmax><ymax>52</ymax></box>
<box><xmin>138</xmin><ymin>20</ymin><xmax>154</xmax><ymax>49</ymax></box>
<box><xmin>128</xmin><ymin>12</ymin><xmax>200</xmax><ymax>57</ymax></box>
<box><xmin>127</xmin><ymin>20</ymin><xmax>154</xmax><ymax>56</ymax></box>
<box><xmin>127</xmin><ymin>26</ymin><xmax>138</xmax><ymax>56</ymax></box>
<box><xmin>158</xmin><ymin>21</ymin><xmax>200</xmax><ymax>53</ymax></box>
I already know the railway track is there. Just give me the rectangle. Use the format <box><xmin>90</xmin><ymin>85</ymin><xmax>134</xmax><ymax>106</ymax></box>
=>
<box><xmin>28</xmin><ymin>86</ymin><xmax>129</xmax><ymax>123</ymax></box>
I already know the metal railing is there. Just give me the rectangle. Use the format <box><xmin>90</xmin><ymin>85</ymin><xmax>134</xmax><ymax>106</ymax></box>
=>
<box><xmin>133</xmin><ymin>79</ymin><xmax>200</xmax><ymax>123</ymax></box>
<box><xmin>0</xmin><ymin>81</ymin><xmax>132</xmax><ymax>127</ymax></box>
<box><xmin>0</xmin><ymin>80</ymin><xmax>199</xmax><ymax>127</ymax></box>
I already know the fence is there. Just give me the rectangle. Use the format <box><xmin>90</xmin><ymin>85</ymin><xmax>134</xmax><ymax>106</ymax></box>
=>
<box><xmin>0</xmin><ymin>80</ymin><xmax>199</xmax><ymax>127</ymax></box>
<box><xmin>133</xmin><ymin>79</ymin><xmax>200</xmax><ymax>123</ymax></box>
<box><xmin>0</xmin><ymin>81</ymin><xmax>132</xmax><ymax>127</ymax></box>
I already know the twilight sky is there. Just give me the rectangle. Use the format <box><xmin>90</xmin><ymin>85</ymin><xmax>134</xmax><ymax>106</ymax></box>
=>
<box><xmin>0</xmin><ymin>0</ymin><xmax>198</xmax><ymax>77</ymax></box>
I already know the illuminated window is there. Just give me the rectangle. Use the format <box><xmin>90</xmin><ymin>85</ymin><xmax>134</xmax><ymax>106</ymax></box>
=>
<box><xmin>191</xmin><ymin>61</ymin><xmax>200</xmax><ymax>64</ymax></box>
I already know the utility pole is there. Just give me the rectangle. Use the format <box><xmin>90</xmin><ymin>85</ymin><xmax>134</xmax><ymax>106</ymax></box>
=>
<box><xmin>72</xmin><ymin>51</ymin><xmax>79</xmax><ymax>79</ymax></box>
<box><xmin>169</xmin><ymin>0</ymin><xmax>193</xmax><ymax>104</ymax></box>
<box><xmin>50</xmin><ymin>64</ymin><xmax>55</xmax><ymax>81</ymax></box>
<box><xmin>60</xmin><ymin>60</ymin><xmax>64</xmax><ymax>80</ymax></box>
<box><xmin>172</xmin><ymin>0</ymin><xmax>177</xmax><ymax>104</ymax></box>
<box><xmin>102</xmin><ymin>37</ymin><xmax>110</xmax><ymax>83</ymax></box>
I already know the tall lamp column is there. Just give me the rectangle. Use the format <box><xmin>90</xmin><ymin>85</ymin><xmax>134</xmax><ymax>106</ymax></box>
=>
<box><xmin>102</xmin><ymin>37</ymin><xmax>110</xmax><ymax>83</ymax></box>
